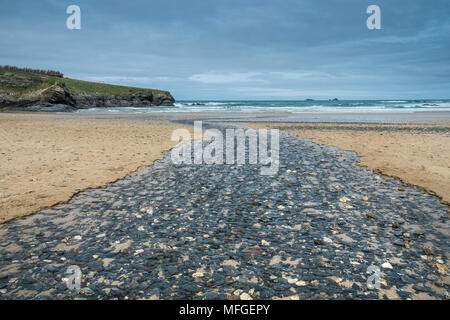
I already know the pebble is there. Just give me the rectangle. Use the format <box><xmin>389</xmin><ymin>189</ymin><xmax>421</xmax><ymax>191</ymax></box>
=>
<box><xmin>366</xmin><ymin>212</ymin><xmax>377</xmax><ymax>220</ymax></box>
<box><xmin>434</xmin><ymin>263</ymin><xmax>448</xmax><ymax>274</ymax></box>
<box><xmin>339</xmin><ymin>197</ymin><xmax>350</xmax><ymax>203</ymax></box>
<box><xmin>192</xmin><ymin>272</ymin><xmax>204</xmax><ymax>279</ymax></box>
<box><xmin>80</xmin><ymin>288</ymin><xmax>95</xmax><ymax>296</ymax></box>
<box><xmin>240</xmin><ymin>293</ymin><xmax>252</xmax><ymax>300</ymax></box>
<box><xmin>423</xmin><ymin>247</ymin><xmax>434</xmax><ymax>256</ymax></box>
<box><xmin>295</xmin><ymin>281</ymin><xmax>307</xmax><ymax>287</ymax></box>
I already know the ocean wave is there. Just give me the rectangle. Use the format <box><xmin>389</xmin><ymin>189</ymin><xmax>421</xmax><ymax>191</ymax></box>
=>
<box><xmin>76</xmin><ymin>100</ymin><xmax>450</xmax><ymax>114</ymax></box>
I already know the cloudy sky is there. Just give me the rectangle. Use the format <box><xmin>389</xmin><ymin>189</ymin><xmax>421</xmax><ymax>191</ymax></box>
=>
<box><xmin>1</xmin><ymin>0</ymin><xmax>449</xmax><ymax>100</ymax></box>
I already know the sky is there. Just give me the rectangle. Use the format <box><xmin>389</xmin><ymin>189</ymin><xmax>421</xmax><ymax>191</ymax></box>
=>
<box><xmin>1</xmin><ymin>0</ymin><xmax>449</xmax><ymax>100</ymax></box>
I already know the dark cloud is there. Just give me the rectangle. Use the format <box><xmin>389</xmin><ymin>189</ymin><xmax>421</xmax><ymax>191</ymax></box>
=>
<box><xmin>1</xmin><ymin>0</ymin><xmax>449</xmax><ymax>99</ymax></box>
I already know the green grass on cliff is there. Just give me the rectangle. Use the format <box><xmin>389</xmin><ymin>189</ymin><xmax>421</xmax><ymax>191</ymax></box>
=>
<box><xmin>0</xmin><ymin>67</ymin><xmax>170</xmax><ymax>97</ymax></box>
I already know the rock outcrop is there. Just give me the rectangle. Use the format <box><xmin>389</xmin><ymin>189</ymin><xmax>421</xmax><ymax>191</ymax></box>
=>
<box><xmin>72</xmin><ymin>91</ymin><xmax>174</xmax><ymax>109</ymax></box>
<box><xmin>0</xmin><ymin>84</ymin><xmax>175</xmax><ymax>112</ymax></box>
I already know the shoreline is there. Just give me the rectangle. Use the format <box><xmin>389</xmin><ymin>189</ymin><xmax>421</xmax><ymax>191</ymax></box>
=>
<box><xmin>3</xmin><ymin>109</ymin><xmax>450</xmax><ymax>122</ymax></box>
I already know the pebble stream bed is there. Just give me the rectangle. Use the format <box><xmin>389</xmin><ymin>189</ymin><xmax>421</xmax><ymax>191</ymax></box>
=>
<box><xmin>0</xmin><ymin>122</ymin><xmax>448</xmax><ymax>300</ymax></box>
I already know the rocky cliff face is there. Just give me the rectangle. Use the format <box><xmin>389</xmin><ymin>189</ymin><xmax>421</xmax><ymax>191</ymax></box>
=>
<box><xmin>72</xmin><ymin>91</ymin><xmax>174</xmax><ymax>109</ymax></box>
<box><xmin>0</xmin><ymin>84</ymin><xmax>175</xmax><ymax>112</ymax></box>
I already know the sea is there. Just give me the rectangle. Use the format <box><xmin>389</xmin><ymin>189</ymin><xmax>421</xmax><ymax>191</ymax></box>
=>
<box><xmin>76</xmin><ymin>99</ymin><xmax>450</xmax><ymax>114</ymax></box>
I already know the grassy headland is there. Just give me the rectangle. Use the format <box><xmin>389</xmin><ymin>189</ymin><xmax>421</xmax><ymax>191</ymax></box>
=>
<box><xmin>0</xmin><ymin>66</ymin><xmax>170</xmax><ymax>96</ymax></box>
<box><xmin>0</xmin><ymin>66</ymin><xmax>174</xmax><ymax>110</ymax></box>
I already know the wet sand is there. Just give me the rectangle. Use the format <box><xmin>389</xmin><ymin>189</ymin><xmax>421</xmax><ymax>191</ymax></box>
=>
<box><xmin>0</xmin><ymin>113</ymin><xmax>198</xmax><ymax>223</ymax></box>
<box><xmin>237</xmin><ymin>122</ymin><xmax>450</xmax><ymax>205</ymax></box>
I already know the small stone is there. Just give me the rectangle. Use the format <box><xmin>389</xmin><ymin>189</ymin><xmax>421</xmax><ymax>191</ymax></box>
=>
<box><xmin>134</xmin><ymin>249</ymin><xmax>144</xmax><ymax>255</ymax></box>
<box><xmin>434</xmin><ymin>263</ymin><xmax>448</xmax><ymax>274</ymax></box>
<box><xmin>333</xmin><ymin>277</ymin><xmax>343</xmax><ymax>284</ymax></box>
<box><xmin>381</xmin><ymin>262</ymin><xmax>393</xmax><ymax>269</ymax></box>
<box><xmin>314</xmin><ymin>239</ymin><xmax>323</xmax><ymax>245</ymax></box>
<box><xmin>261</xmin><ymin>240</ymin><xmax>270</xmax><ymax>246</ymax></box>
<box><xmin>366</xmin><ymin>212</ymin><xmax>377</xmax><ymax>221</ymax></box>
<box><xmin>362</xmin><ymin>196</ymin><xmax>369</xmax><ymax>201</ymax></box>
<box><xmin>44</xmin><ymin>265</ymin><xmax>57</xmax><ymax>273</ymax></box>
<box><xmin>277</xmin><ymin>205</ymin><xmax>285</xmax><ymax>210</ymax></box>
<box><xmin>323</xmin><ymin>237</ymin><xmax>333</xmax><ymax>244</ymax></box>
<box><xmin>398</xmin><ymin>187</ymin><xmax>405</xmax><ymax>191</ymax></box>
<box><xmin>73</xmin><ymin>235</ymin><xmax>82</xmax><ymax>241</ymax></box>
<box><xmin>80</xmin><ymin>288</ymin><xmax>94</xmax><ymax>296</ymax></box>
<box><xmin>413</xmin><ymin>231</ymin><xmax>425</xmax><ymax>238</ymax></box>
<box><xmin>295</xmin><ymin>280</ymin><xmax>307</xmax><ymax>287</ymax></box>
<box><xmin>339</xmin><ymin>197</ymin><xmax>350</xmax><ymax>203</ymax></box>
<box><xmin>240</xmin><ymin>293</ymin><xmax>252</xmax><ymax>300</ymax></box>
<box><xmin>423</xmin><ymin>247</ymin><xmax>433</xmax><ymax>256</ymax></box>
<box><xmin>310</xmin><ymin>280</ymin><xmax>319</xmax><ymax>285</ymax></box>
<box><xmin>137</xmin><ymin>226</ymin><xmax>144</xmax><ymax>231</ymax></box>
<box><xmin>192</xmin><ymin>272</ymin><xmax>204</xmax><ymax>278</ymax></box>
<box><xmin>203</xmin><ymin>292</ymin><xmax>220</xmax><ymax>300</ymax></box>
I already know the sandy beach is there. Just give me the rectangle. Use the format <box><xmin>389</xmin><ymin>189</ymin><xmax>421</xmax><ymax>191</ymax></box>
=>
<box><xmin>238</xmin><ymin>121</ymin><xmax>450</xmax><ymax>205</ymax></box>
<box><xmin>0</xmin><ymin>111</ymin><xmax>449</xmax><ymax>300</ymax></box>
<box><xmin>1</xmin><ymin>113</ymin><xmax>449</xmax><ymax>225</ymax></box>
<box><xmin>0</xmin><ymin>113</ymin><xmax>197</xmax><ymax>223</ymax></box>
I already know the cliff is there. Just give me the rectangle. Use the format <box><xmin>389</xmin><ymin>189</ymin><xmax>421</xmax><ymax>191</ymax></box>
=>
<box><xmin>0</xmin><ymin>67</ymin><xmax>175</xmax><ymax>112</ymax></box>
